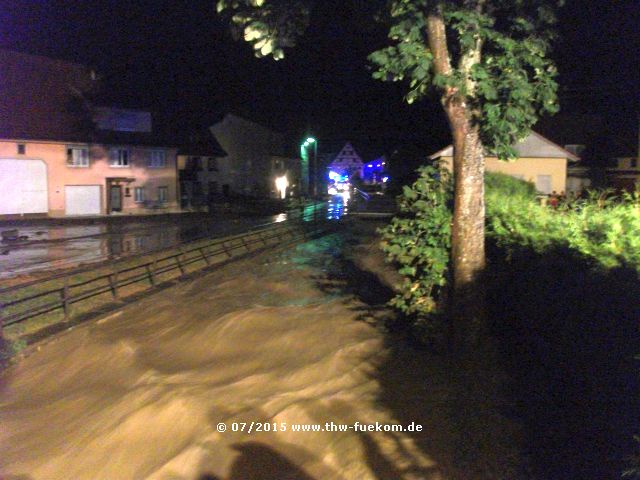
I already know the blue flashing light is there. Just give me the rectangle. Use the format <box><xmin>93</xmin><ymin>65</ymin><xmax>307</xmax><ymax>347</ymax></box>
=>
<box><xmin>382</xmin><ymin>176</ymin><xmax>389</xmax><ymax>183</ymax></box>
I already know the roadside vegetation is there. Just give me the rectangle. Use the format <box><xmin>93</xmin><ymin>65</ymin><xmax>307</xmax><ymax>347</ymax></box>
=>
<box><xmin>382</xmin><ymin>167</ymin><xmax>640</xmax><ymax>338</ymax></box>
<box><xmin>381</xmin><ymin>166</ymin><xmax>640</xmax><ymax>477</ymax></box>
<box><xmin>486</xmin><ymin>174</ymin><xmax>640</xmax><ymax>271</ymax></box>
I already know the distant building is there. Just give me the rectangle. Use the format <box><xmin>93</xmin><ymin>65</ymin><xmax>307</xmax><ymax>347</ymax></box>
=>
<box><xmin>607</xmin><ymin>156</ymin><xmax>640</xmax><ymax>192</ymax></box>
<box><xmin>534</xmin><ymin>114</ymin><xmax>615</xmax><ymax>194</ymax></box>
<box><xmin>176</xmin><ymin>128</ymin><xmax>227</xmax><ymax>210</ymax></box>
<box><xmin>429</xmin><ymin>131</ymin><xmax>578</xmax><ymax>195</ymax></box>
<box><xmin>606</xmin><ymin>125</ymin><xmax>640</xmax><ymax>192</ymax></box>
<box><xmin>327</xmin><ymin>142</ymin><xmax>364</xmax><ymax>180</ymax></box>
<box><xmin>210</xmin><ymin>114</ymin><xmax>299</xmax><ymax>198</ymax></box>
<box><xmin>362</xmin><ymin>155</ymin><xmax>388</xmax><ymax>184</ymax></box>
<box><xmin>0</xmin><ymin>49</ymin><xmax>183</xmax><ymax>217</ymax></box>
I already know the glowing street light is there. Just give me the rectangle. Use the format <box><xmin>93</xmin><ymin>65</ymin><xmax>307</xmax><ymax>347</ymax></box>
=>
<box><xmin>275</xmin><ymin>174</ymin><xmax>288</xmax><ymax>199</ymax></box>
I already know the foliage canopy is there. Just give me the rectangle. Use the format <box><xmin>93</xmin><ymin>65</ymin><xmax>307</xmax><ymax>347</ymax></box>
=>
<box><xmin>218</xmin><ymin>0</ymin><xmax>562</xmax><ymax>160</ymax></box>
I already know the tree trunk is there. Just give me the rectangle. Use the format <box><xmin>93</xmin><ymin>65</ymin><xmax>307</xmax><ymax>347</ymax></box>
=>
<box><xmin>427</xmin><ymin>10</ymin><xmax>486</xmax><ymax>352</ymax></box>
<box><xmin>449</xmin><ymin>116</ymin><xmax>486</xmax><ymax>351</ymax></box>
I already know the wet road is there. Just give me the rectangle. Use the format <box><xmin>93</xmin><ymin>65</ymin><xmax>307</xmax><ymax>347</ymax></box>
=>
<box><xmin>0</xmin><ymin>214</ymin><xmax>291</xmax><ymax>279</ymax></box>
<box><xmin>0</xmin><ymin>202</ymin><xmax>346</xmax><ymax>279</ymax></box>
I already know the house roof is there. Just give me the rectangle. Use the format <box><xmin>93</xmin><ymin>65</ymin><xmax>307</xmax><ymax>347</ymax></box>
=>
<box><xmin>0</xmin><ymin>49</ymin><xmax>223</xmax><ymax>153</ymax></box>
<box><xmin>176</xmin><ymin>128</ymin><xmax>227</xmax><ymax>157</ymax></box>
<box><xmin>428</xmin><ymin>131</ymin><xmax>580</xmax><ymax>162</ymax></box>
<box><xmin>0</xmin><ymin>49</ymin><xmax>98</xmax><ymax>143</ymax></box>
<box><xmin>321</xmin><ymin>139</ymin><xmax>386</xmax><ymax>166</ymax></box>
<box><xmin>211</xmin><ymin>113</ymin><xmax>286</xmax><ymax>157</ymax></box>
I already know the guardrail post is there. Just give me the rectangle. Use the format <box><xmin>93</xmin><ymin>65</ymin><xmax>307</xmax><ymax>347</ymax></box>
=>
<box><xmin>109</xmin><ymin>261</ymin><xmax>120</xmax><ymax>300</ymax></box>
<box><xmin>199</xmin><ymin>247</ymin><xmax>210</xmax><ymax>265</ymax></box>
<box><xmin>146</xmin><ymin>262</ymin><xmax>156</xmax><ymax>287</ymax></box>
<box><xmin>175</xmin><ymin>247</ymin><xmax>185</xmax><ymax>276</ymax></box>
<box><xmin>151</xmin><ymin>254</ymin><xmax>158</xmax><ymax>284</ymax></box>
<box><xmin>221</xmin><ymin>241</ymin><xmax>232</xmax><ymax>258</ymax></box>
<box><xmin>241</xmin><ymin>236</ymin><xmax>250</xmax><ymax>252</ymax></box>
<box><xmin>61</xmin><ymin>276</ymin><xmax>70</xmax><ymax>320</ymax></box>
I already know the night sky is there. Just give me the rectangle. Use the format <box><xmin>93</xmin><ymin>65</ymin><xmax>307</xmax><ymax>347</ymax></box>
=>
<box><xmin>1</xmin><ymin>0</ymin><xmax>639</xmax><ymax>154</ymax></box>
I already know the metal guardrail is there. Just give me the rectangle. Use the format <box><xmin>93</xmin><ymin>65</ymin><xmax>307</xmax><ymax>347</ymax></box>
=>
<box><xmin>0</xmin><ymin>203</ymin><xmax>328</xmax><ymax>329</ymax></box>
<box><xmin>354</xmin><ymin>187</ymin><xmax>371</xmax><ymax>201</ymax></box>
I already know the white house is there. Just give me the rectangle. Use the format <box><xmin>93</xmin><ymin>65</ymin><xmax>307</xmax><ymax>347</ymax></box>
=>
<box><xmin>327</xmin><ymin>142</ymin><xmax>364</xmax><ymax>180</ymax></box>
<box><xmin>429</xmin><ymin>131</ymin><xmax>578</xmax><ymax>195</ymax></box>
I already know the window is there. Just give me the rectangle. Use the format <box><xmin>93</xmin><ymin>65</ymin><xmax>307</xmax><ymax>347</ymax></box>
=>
<box><xmin>148</xmin><ymin>150</ymin><xmax>166</xmax><ymax>168</ymax></box>
<box><xmin>207</xmin><ymin>157</ymin><xmax>218</xmax><ymax>171</ymax></box>
<box><xmin>134</xmin><ymin>187</ymin><xmax>145</xmax><ymax>203</ymax></box>
<box><xmin>17</xmin><ymin>143</ymin><xmax>25</xmax><ymax>155</ymax></box>
<box><xmin>158</xmin><ymin>186</ymin><xmax>168</xmax><ymax>203</ymax></box>
<box><xmin>109</xmin><ymin>148</ymin><xmax>130</xmax><ymax>167</ymax></box>
<box><xmin>66</xmin><ymin>147</ymin><xmax>90</xmax><ymax>167</ymax></box>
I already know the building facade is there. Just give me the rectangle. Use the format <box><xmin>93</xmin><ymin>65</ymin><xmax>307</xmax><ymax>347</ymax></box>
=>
<box><xmin>327</xmin><ymin>142</ymin><xmax>364</xmax><ymax>180</ymax></box>
<box><xmin>210</xmin><ymin>114</ymin><xmax>298</xmax><ymax>198</ymax></box>
<box><xmin>0</xmin><ymin>50</ymin><xmax>180</xmax><ymax>217</ymax></box>
<box><xmin>430</xmin><ymin>131</ymin><xmax>577</xmax><ymax>195</ymax></box>
<box><xmin>607</xmin><ymin>156</ymin><xmax>640</xmax><ymax>192</ymax></box>
<box><xmin>176</xmin><ymin>128</ymin><xmax>228</xmax><ymax>209</ymax></box>
<box><xmin>0</xmin><ymin>139</ymin><xmax>178</xmax><ymax>216</ymax></box>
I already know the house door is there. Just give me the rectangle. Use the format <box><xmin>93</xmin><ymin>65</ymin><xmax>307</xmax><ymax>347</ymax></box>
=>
<box><xmin>110</xmin><ymin>185</ymin><xmax>122</xmax><ymax>212</ymax></box>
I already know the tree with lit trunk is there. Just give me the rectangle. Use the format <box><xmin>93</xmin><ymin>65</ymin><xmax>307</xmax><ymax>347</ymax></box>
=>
<box><xmin>217</xmin><ymin>0</ymin><xmax>562</xmax><ymax>349</ymax></box>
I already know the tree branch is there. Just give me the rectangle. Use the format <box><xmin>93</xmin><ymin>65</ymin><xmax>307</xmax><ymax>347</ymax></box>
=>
<box><xmin>426</xmin><ymin>8</ymin><xmax>452</xmax><ymax>77</ymax></box>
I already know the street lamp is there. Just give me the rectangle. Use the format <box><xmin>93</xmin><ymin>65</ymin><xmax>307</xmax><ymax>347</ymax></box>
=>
<box><xmin>302</xmin><ymin>137</ymin><xmax>318</xmax><ymax>197</ymax></box>
<box><xmin>275</xmin><ymin>174</ymin><xmax>288</xmax><ymax>199</ymax></box>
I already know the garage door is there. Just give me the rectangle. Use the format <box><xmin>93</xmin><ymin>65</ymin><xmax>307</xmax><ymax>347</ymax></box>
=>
<box><xmin>65</xmin><ymin>186</ymin><xmax>101</xmax><ymax>216</ymax></box>
<box><xmin>0</xmin><ymin>159</ymin><xmax>48</xmax><ymax>215</ymax></box>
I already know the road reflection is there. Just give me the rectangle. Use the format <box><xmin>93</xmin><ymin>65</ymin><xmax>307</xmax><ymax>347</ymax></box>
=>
<box><xmin>0</xmin><ymin>216</ymin><xmax>274</xmax><ymax>278</ymax></box>
<box><xmin>327</xmin><ymin>193</ymin><xmax>349</xmax><ymax>220</ymax></box>
<box><xmin>0</xmin><ymin>203</ymin><xmax>342</xmax><ymax>279</ymax></box>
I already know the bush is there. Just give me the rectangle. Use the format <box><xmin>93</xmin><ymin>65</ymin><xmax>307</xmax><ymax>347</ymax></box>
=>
<box><xmin>378</xmin><ymin>164</ymin><xmax>452</xmax><ymax>343</ymax></box>
<box><xmin>381</xmin><ymin>168</ymin><xmax>640</xmax><ymax>343</ymax></box>
<box><xmin>486</xmin><ymin>175</ymin><xmax>640</xmax><ymax>271</ymax></box>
